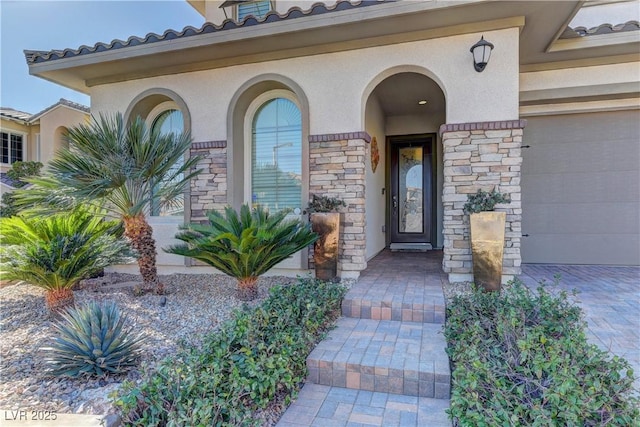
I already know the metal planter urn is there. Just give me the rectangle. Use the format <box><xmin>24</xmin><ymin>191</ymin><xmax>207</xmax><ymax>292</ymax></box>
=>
<box><xmin>308</xmin><ymin>195</ymin><xmax>346</xmax><ymax>281</ymax></box>
<box><xmin>469</xmin><ymin>211</ymin><xmax>506</xmax><ymax>291</ymax></box>
<box><xmin>463</xmin><ymin>189</ymin><xmax>511</xmax><ymax>292</ymax></box>
<box><xmin>310</xmin><ymin>212</ymin><xmax>340</xmax><ymax>281</ymax></box>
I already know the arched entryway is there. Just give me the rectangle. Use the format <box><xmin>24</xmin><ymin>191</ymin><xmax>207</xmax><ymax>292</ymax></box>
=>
<box><xmin>53</xmin><ymin>126</ymin><xmax>69</xmax><ymax>154</ymax></box>
<box><xmin>363</xmin><ymin>70</ymin><xmax>446</xmax><ymax>258</ymax></box>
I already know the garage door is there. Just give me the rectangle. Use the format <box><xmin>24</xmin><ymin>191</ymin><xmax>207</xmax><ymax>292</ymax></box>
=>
<box><xmin>522</xmin><ymin>110</ymin><xmax>640</xmax><ymax>265</ymax></box>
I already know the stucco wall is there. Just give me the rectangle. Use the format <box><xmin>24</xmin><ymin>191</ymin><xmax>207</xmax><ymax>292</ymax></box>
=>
<box><xmin>90</xmin><ymin>27</ymin><xmax>520</xmax><ymax>137</ymax></box>
<box><xmin>38</xmin><ymin>107</ymin><xmax>89</xmax><ymax>165</ymax></box>
<box><xmin>364</xmin><ymin>93</ymin><xmax>386</xmax><ymax>260</ymax></box>
<box><xmin>90</xmin><ymin>27</ymin><xmax>520</xmax><ymax>273</ymax></box>
<box><xmin>521</xmin><ymin>62</ymin><xmax>640</xmax><ymax>95</ymax></box>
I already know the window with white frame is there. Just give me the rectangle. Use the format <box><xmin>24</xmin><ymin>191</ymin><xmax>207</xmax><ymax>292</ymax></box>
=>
<box><xmin>238</xmin><ymin>0</ymin><xmax>272</xmax><ymax>20</ymax></box>
<box><xmin>250</xmin><ymin>96</ymin><xmax>302</xmax><ymax>212</ymax></box>
<box><xmin>1</xmin><ymin>131</ymin><xmax>25</xmax><ymax>164</ymax></box>
<box><xmin>149</xmin><ymin>108</ymin><xmax>185</xmax><ymax>216</ymax></box>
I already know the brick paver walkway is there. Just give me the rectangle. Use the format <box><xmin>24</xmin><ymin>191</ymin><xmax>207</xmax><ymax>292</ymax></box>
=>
<box><xmin>277</xmin><ymin>254</ymin><xmax>639</xmax><ymax>427</ymax></box>
<box><xmin>521</xmin><ymin>264</ymin><xmax>640</xmax><ymax>387</ymax></box>
<box><xmin>277</xmin><ymin>384</ymin><xmax>450</xmax><ymax>427</ymax></box>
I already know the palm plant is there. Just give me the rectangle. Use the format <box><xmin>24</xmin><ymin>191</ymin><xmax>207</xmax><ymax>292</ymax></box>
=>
<box><xmin>165</xmin><ymin>204</ymin><xmax>318</xmax><ymax>301</ymax></box>
<box><xmin>14</xmin><ymin>113</ymin><xmax>201</xmax><ymax>294</ymax></box>
<box><xmin>0</xmin><ymin>208</ymin><xmax>133</xmax><ymax>313</ymax></box>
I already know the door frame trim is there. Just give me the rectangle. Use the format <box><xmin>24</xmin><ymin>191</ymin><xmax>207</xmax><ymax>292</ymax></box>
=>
<box><xmin>385</xmin><ymin>133</ymin><xmax>437</xmax><ymax>248</ymax></box>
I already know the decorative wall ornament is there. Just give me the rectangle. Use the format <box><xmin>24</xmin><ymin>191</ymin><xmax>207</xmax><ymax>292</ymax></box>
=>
<box><xmin>371</xmin><ymin>136</ymin><xmax>380</xmax><ymax>173</ymax></box>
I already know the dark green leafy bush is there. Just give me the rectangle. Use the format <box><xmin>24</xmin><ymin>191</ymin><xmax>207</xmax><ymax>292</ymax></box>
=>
<box><xmin>114</xmin><ymin>278</ymin><xmax>346</xmax><ymax>426</ymax></box>
<box><xmin>307</xmin><ymin>194</ymin><xmax>346</xmax><ymax>213</ymax></box>
<box><xmin>42</xmin><ymin>301</ymin><xmax>145</xmax><ymax>377</ymax></box>
<box><xmin>444</xmin><ymin>279</ymin><xmax>639</xmax><ymax>426</ymax></box>
<box><xmin>462</xmin><ymin>188</ymin><xmax>510</xmax><ymax>214</ymax></box>
<box><xmin>0</xmin><ymin>161</ymin><xmax>43</xmax><ymax>217</ymax></box>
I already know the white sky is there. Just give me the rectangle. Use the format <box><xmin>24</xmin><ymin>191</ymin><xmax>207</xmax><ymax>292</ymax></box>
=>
<box><xmin>0</xmin><ymin>0</ymin><xmax>204</xmax><ymax>114</ymax></box>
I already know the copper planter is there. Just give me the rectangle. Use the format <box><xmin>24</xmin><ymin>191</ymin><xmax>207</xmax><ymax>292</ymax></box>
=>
<box><xmin>310</xmin><ymin>212</ymin><xmax>340</xmax><ymax>281</ymax></box>
<box><xmin>470</xmin><ymin>211</ymin><xmax>506</xmax><ymax>292</ymax></box>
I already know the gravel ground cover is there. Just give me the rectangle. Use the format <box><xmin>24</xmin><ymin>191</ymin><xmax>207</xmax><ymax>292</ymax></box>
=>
<box><xmin>0</xmin><ymin>273</ymin><xmax>297</xmax><ymax>418</ymax></box>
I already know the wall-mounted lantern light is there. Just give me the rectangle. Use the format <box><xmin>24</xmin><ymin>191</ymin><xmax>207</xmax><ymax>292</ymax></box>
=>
<box><xmin>470</xmin><ymin>36</ymin><xmax>494</xmax><ymax>72</ymax></box>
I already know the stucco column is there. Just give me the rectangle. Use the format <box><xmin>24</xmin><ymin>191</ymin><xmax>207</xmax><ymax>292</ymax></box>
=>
<box><xmin>440</xmin><ymin>120</ymin><xmax>525</xmax><ymax>283</ymax></box>
<box><xmin>309</xmin><ymin>132</ymin><xmax>369</xmax><ymax>279</ymax></box>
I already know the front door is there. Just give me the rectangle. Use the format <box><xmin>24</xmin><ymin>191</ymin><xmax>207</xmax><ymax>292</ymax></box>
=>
<box><xmin>389</xmin><ymin>135</ymin><xmax>434</xmax><ymax>249</ymax></box>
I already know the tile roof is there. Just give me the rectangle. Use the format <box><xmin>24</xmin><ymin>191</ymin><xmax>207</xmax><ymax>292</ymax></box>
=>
<box><xmin>0</xmin><ymin>108</ymin><xmax>32</xmax><ymax>122</ymax></box>
<box><xmin>0</xmin><ymin>99</ymin><xmax>89</xmax><ymax>124</ymax></box>
<box><xmin>560</xmin><ymin>20</ymin><xmax>640</xmax><ymax>39</ymax></box>
<box><xmin>29</xmin><ymin>98</ymin><xmax>90</xmax><ymax>121</ymax></box>
<box><xmin>24</xmin><ymin>0</ymin><xmax>388</xmax><ymax>65</ymax></box>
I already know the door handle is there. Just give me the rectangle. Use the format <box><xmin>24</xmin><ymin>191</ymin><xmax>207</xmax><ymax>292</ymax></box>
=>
<box><xmin>392</xmin><ymin>196</ymin><xmax>398</xmax><ymax>209</ymax></box>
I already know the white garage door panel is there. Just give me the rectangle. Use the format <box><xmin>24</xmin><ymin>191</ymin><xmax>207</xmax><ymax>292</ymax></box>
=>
<box><xmin>522</xmin><ymin>110</ymin><xmax>640</xmax><ymax>266</ymax></box>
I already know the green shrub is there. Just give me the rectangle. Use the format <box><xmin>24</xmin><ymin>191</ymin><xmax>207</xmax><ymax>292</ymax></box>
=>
<box><xmin>307</xmin><ymin>194</ymin><xmax>346</xmax><ymax>213</ymax></box>
<box><xmin>165</xmin><ymin>204</ymin><xmax>318</xmax><ymax>301</ymax></box>
<box><xmin>444</xmin><ymin>279</ymin><xmax>639</xmax><ymax>426</ymax></box>
<box><xmin>0</xmin><ymin>161</ymin><xmax>43</xmax><ymax>217</ymax></box>
<box><xmin>114</xmin><ymin>278</ymin><xmax>346</xmax><ymax>426</ymax></box>
<box><xmin>462</xmin><ymin>188</ymin><xmax>511</xmax><ymax>214</ymax></box>
<box><xmin>0</xmin><ymin>207</ymin><xmax>133</xmax><ymax>312</ymax></box>
<box><xmin>42</xmin><ymin>301</ymin><xmax>145</xmax><ymax>377</ymax></box>
<box><xmin>6</xmin><ymin>161</ymin><xmax>43</xmax><ymax>186</ymax></box>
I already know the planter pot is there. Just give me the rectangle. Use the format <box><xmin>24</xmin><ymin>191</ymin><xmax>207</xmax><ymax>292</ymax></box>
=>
<box><xmin>469</xmin><ymin>211</ymin><xmax>506</xmax><ymax>292</ymax></box>
<box><xmin>310</xmin><ymin>212</ymin><xmax>340</xmax><ymax>281</ymax></box>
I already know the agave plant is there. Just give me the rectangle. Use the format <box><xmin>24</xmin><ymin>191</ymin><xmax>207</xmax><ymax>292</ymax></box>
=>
<box><xmin>42</xmin><ymin>301</ymin><xmax>145</xmax><ymax>377</ymax></box>
<box><xmin>0</xmin><ymin>207</ymin><xmax>133</xmax><ymax>313</ymax></box>
<box><xmin>165</xmin><ymin>204</ymin><xmax>318</xmax><ymax>301</ymax></box>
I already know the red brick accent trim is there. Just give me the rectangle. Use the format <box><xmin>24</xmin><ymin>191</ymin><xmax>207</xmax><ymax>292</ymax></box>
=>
<box><xmin>309</xmin><ymin>131</ymin><xmax>371</xmax><ymax>144</ymax></box>
<box><xmin>439</xmin><ymin>120</ymin><xmax>527</xmax><ymax>135</ymax></box>
<box><xmin>191</xmin><ymin>140</ymin><xmax>227</xmax><ymax>150</ymax></box>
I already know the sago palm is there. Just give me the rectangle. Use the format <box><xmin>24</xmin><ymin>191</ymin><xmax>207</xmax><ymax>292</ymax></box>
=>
<box><xmin>0</xmin><ymin>208</ymin><xmax>133</xmax><ymax>313</ymax></box>
<box><xmin>165</xmin><ymin>204</ymin><xmax>318</xmax><ymax>301</ymax></box>
<box><xmin>15</xmin><ymin>113</ymin><xmax>201</xmax><ymax>294</ymax></box>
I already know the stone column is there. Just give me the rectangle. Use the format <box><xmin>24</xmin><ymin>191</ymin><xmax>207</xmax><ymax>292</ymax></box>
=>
<box><xmin>190</xmin><ymin>141</ymin><xmax>228</xmax><ymax>223</ymax></box>
<box><xmin>439</xmin><ymin>120</ymin><xmax>525</xmax><ymax>283</ymax></box>
<box><xmin>309</xmin><ymin>132</ymin><xmax>369</xmax><ymax>279</ymax></box>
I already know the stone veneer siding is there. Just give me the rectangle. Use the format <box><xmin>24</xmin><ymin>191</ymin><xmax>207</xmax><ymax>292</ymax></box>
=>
<box><xmin>309</xmin><ymin>132</ymin><xmax>370</xmax><ymax>278</ymax></box>
<box><xmin>439</xmin><ymin>120</ymin><xmax>526</xmax><ymax>281</ymax></box>
<box><xmin>190</xmin><ymin>141</ymin><xmax>227</xmax><ymax>222</ymax></box>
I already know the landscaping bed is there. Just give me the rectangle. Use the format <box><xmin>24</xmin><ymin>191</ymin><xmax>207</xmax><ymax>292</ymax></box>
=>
<box><xmin>444</xmin><ymin>279</ymin><xmax>639</xmax><ymax>426</ymax></box>
<box><xmin>0</xmin><ymin>273</ymin><xmax>296</xmax><ymax>416</ymax></box>
<box><xmin>113</xmin><ymin>277</ymin><xmax>346</xmax><ymax>426</ymax></box>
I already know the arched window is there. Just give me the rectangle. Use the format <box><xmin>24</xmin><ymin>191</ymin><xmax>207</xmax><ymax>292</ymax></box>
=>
<box><xmin>149</xmin><ymin>107</ymin><xmax>184</xmax><ymax>216</ymax></box>
<box><xmin>250</xmin><ymin>97</ymin><xmax>302</xmax><ymax>212</ymax></box>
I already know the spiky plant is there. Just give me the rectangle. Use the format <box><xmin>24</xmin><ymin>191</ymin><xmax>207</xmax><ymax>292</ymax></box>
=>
<box><xmin>12</xmin><ymin>113</ymin><xmax>202</xmax><ymax>294</ymax></box>
<box><xmin>0</xmin><ymin>208</ymin><xmax>133</xmax><ymax>313</ymax></box>
<box><xmin>42</xmin><ymin>301</ymin><xmax>145</xmax><ymax>377</ymax></box>
<box><xmin>165</xmin><ymin>204</ymin><xmax>318</xmax><ymax>301</ymax></box>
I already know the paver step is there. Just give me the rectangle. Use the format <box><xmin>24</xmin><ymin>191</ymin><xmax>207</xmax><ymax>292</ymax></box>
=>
<box><xmin>341</xmin><ymin>276</ymin><xmax>445</xmax><ymax>324</ymax></box>
<box><xmin>342</xmin><ymin>295</ymin><xmax>445</xmax><ymax>324</ymax></box>
<box><xmin>307</xmin><ymin>318</ymin><xmax>450</xmax><ymax>399</ymax></box>
<box><xmin>276</xmin><ymin>384</ymin><xmax>451</xmax><ymax>427</ymax></box>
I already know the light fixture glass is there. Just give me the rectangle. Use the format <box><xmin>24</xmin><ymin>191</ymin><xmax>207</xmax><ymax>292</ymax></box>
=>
<box><xmin>470</xmin><ymin>36</ymin><xmax>494</xmax><ymax>72</ymax></box>
<box><xmin>418</xmin><ymin>100</ymin><xmax>427</xmax><ymax>105</ymax></box>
